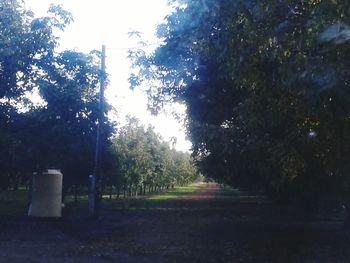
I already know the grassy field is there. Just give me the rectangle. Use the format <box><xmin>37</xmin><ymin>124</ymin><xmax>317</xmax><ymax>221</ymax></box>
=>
<box><xmin>0</xmin><ymin>189</ymin><xmax>29</xmax><ymax>217</ymax></box>
<box><xmin>1</xmin><ymin>183</ymin><xmax>350</xmax><ymax>262</ymax></box>
<box><xmin>104</xmin><ymin>184</ymin><xmax>203</xmax><ymax>211</ymax></box>
<box><xmin>0</xmin><ymin>184</ymin><xmax>203</xmax><ymax>217</ymax></box>
<box><xmin>147</xmin><ymin>185</ymin><xmax>200</xmax><ymax>200</ymax></box>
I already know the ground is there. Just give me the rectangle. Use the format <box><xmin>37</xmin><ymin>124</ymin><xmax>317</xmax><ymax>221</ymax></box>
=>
<box><xmin>0</xmin><ymin>183</ymin><xmax>350</xmax><ymax>262</ymax></box>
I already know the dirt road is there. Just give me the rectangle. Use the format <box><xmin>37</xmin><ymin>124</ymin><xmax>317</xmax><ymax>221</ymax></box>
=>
<box><xmin>0</xmin><ymin>183</ymin><xmax>349</xmax><ymax>262</ymax></box>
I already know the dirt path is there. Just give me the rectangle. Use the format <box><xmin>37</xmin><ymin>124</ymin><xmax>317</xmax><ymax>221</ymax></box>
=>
<box><xmin>0</xmin><ymin>183</ymin><xmax>350</xmax><ymax>262</ymax></box>
<box><xmin>179</xmin><ymin>183</ymin><xmax>220</xmax><ymax>201</ymax></box>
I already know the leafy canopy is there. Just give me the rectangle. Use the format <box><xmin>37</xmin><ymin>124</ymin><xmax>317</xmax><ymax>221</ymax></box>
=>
<box><xmin>131</xmin><ymin>0</ymin><xmax>350</xmax><ymax>206</ymax></box>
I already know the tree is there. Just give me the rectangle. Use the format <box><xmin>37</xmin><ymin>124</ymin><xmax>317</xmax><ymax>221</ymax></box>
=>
<box><xmin>0</xmin><ymin>1</ymin><xmax>114</xmax><ymax>194</ymax></box>
<box><xmin>31</xmin><ymin>49</ymin><xmax>110</xmax><ymax>192</ymax></box>
<box><xmin>0</xmin><ymin>1</ymin><xmax>73</xmax><ymax>189</ymax></box>
<box><xmin>112</xmin><ymin>117</ymin><xmax>199</xmax><ymax>197</ymax></box>
<box><xmin>114</xmin><ymin>117</ymin><xmax>148</xmax><ymax>196</ymax></box>
<box><xmin>130</xmin><ymin>0</ymin><xmax>350</xmax><ymax>215</ymax></box>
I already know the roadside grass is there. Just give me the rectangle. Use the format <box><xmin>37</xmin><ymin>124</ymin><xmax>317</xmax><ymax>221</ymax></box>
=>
<box><xmin>216</xmin><ymin>185</ymin><xmax>269</xmax><ymax>204</ymax></box>
<box><xmin>61</xmin><ymin>184</ymin><xmax>203</xmax><ymax>213</ymax></box>
<box><xmin>0</xmin><ymin>189</ymin><xmax>89</xmax><ymax>217</ymax></box>
<box><xmin>106</xmin><ymin>184</ymin><xmax>202</xmax><ymax>211</ymax></box>
<box><xmin>65</xmin><ymin>195</ymin><xmax>88</xmax><ymax>204</ymax></box>
<box><xmin>0</xmin><ymin>184</ymin><xmax>203</xmax><ymax>216</ymax></box>
<box><xmin>0</xmin><ymin>189</ymin><xmax>28</xmax><ymax>217</ymax></box>
<box><xmin>148</xmin><ymin>185</ymin><xmax>200</xmax><ymax>201</ymax></box>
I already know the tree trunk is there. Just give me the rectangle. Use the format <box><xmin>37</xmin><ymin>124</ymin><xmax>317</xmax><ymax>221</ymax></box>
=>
<box><xmin>74</xmin><ymin>184</ymin><xmax>78</xmax><ymax>206</ymax></box>
<box><xmin>116</xmin><ymin>186</ymin><xmax>120</xmax><ymax>199</ymax></box>
<box><xmin>128</xmin><ymin>183</ymin><xmax>132</xmax><ymax>197</ymax></box>
<box><xmin>344</xmin><ymin>202</ymin><xmax>350</xmax><ymax>236</ymax></box>
<box><xmin>101</xmin><ymin>183</ymin><xmax>105</xmax><ymax>199</ymax></box>
<box><xmin>13</xmin><ymin>173</ymin><xmax>19</xmax><ymax>191</ymax></box>
<box><xmin>109</xmin><ymin>185</ymin><xmax>113</xmax><ymax>200</ymax></box>
<box><xmin>62</xmin><ymin>184</ymin><xmax>67</xmax><ymax>205</ymax></box>
<box><xmin>27</xmin><ymin>178</ymin><xmax>33</xmax><ymax>213</ymax></box>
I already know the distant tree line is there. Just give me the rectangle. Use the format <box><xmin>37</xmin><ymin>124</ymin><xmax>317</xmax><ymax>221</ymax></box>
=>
<box><xmin>106</xmin><ymin>117</ymin><xmax>200</xmax><ymax>198</ymax></box>
<box><xmin>0</xmin><ymin>1</ymin><xmax>200</xmax><ymax>196</ymax></box>
<box><xmin>130</xmin><ymin>0</ymin><xmax>350</xmax><ymax>215</ymax></box>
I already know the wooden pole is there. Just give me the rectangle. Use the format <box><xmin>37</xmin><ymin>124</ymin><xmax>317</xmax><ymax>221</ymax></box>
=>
<box><xmin>89</xmin><ymin>45</ymin><xmax>106</xmax><ymax>218</ymax></box>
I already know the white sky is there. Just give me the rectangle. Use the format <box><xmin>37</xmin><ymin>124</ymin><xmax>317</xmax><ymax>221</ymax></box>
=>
<box><xmin>24</xmin><ymin>0</ymin><xmax>191</xmax><ymax>152</ymax></box>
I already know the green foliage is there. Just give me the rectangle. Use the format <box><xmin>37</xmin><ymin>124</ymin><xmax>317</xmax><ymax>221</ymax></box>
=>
<box><xmin>112</xmin><ymin>117</ymin><xmax>200</xmax><ymax>196</ymax></box>
<box><xmin>0</xmin><ymin>1</ymin><xmax>71</xmax><ymax>102</ymax></box>
<box><xmin>0</xmin><ymin>0</ymin><xmax>70</xmax><ymax>188</ymax></box>
<box><xmin>0</xmin><ymin>1</ymin><xmax>114</xmax><ymax>191</ymax></box>
<box><xmin>0</xmin><ymin>0</ymin><xmax>195</xmax><ymax>197</ymax></box>
<box><xmin>130</xmin><ymin>0</ymin><xmax>350</xmax><ymax>208</ymax></box>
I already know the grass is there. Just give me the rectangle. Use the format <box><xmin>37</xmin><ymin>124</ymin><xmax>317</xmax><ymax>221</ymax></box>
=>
<box><xmin>0</xmin><ymin>184</ymin><xmax>203</xmax><ymax>216</ymax></box>
<box><xmin>2</xmin><ymin>184</ymin><xmax>350</xmax><ymax>262</ymax></box>
<box><xmin>65</xmin><ymin>195</ymin><xmax>88</xmax><ymax>204</ymax></box>
<box><xmin>105</xmin><ymin>184</ymin><xmax>203</xmax><ymax>211</ymax></box>
<box><xmin>0</xmin><ymin>189</ymin><xmax>29</xmax><ymax>217</ymax></box>
<box><xmin>0</xmin><ymin>188</ymin><xmax>90</xmax><ymax>217</ymax></box>
<box><xmin>148</xmin><ymin>185</ymin><xmax>200</xmax><ymax>201</ymax></box>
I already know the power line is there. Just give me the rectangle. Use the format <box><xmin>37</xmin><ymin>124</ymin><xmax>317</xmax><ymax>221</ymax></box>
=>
<box><xmin>106</xmin><ymin>41</ymin><xmax>164</xmax><ymax>51</ymax></box>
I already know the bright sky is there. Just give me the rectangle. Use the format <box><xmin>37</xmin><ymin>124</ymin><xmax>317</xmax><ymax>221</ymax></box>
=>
<box><xmin>25</xmin><ymin>0</ymin><xmax>191</xmax><ymax>152</ymax></box>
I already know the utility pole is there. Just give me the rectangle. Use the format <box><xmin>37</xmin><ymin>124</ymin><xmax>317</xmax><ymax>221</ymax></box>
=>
<box><xmin>89</xmin><ymin>45</ymin><xmax>106</xmax><ymax>218</ymax></box>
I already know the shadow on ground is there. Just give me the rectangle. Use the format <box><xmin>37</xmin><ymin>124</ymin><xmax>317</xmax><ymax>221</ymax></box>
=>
<box><xmin>0</xmin><ymin>183</ymin><xmax>350</xmax><ymax>262</ymax></box>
